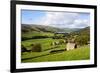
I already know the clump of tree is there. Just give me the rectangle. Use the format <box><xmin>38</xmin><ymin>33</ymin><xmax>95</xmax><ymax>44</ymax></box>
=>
<box><xmin>21</xmin><ymin>45</ymin><xmax>31</xmax><ymax>52</ymax></box>
<box><xmin>22</xmin><ymin>36</ymin><xmax>49</xmax><ymax>41</ymax></box>
<box><xmin>63</xmin><ymin>39</ymin><xmax>68</xmax><ymax>43</ymax></box>
<box><xmin>59</xmin><ymin>40</ymin><xmax>64</xmax><ymax>44</ymax></box>
<box><xmin>68</xmin><ymin>27</ymin><xmax>90</xmax><ymax>46</ymax></box>
<box><xmin>31</xmin><ymin>43</ymin><xmax>42</xmax><ymax>52</ymax></box>
<box><xmin>75</xmin><ymin>35</ymin><xmax>90</xmax><ymax>46</ymax></box>
<box><xmin>21</xmin><ymin>37</ymin><xmax>30</xmax><ymax>41</ymax></box>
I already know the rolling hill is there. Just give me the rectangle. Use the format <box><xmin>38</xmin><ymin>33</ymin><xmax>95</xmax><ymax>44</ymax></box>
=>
<box><xmin>69</xmin><ymin>27</ymin><xmax>90</xmax><ymax>45</ymax></box>
<box><xmin>70</xmin><ymin>27</ymin><xmax>90</xmax><ymax>36</ymax></box>
<box><xmin>21</xmin><ymin>24</ymin><xmax>80</xmax><ymax>33</ymax></box>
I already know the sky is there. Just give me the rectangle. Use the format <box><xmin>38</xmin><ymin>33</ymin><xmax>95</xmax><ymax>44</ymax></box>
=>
<box><xmin>21</xmin><ymin>10</ymin><xmax>90</xmax><ymax>28</ymax></box>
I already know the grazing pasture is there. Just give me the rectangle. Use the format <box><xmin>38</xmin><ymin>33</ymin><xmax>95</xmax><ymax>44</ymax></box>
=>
<box><xmin>21</xmin><ymin>24</ymin><xmax>90</xmax><ymax>63</ymax></box>
<box><xmin>22</xmin><ymin>38</ymin><xmax>65</xmax><ymax>51</ymax></box>
<box><xmin>21</xmin><ymin>38</ymin><xmax>90</xmax><ymax>63</ymax></box>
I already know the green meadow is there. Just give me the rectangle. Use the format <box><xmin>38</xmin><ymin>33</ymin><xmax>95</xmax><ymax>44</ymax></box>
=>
<box><xmin>21</xmin><ymin>38</ymin><xmax>90</xmax><ymax>63</ymax></box>
<box><xmin>21</xmin><ymin>45</ymin><xmax>90</xmax><ymax>62</ymax></box>
<box><xmin>21</xmin><ymin>24</ymin><xmax>90</xmax><ymax>63</ymax></box>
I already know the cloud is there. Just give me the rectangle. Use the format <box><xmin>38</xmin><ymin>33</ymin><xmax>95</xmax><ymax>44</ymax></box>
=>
<box><xmin>73</xmin><ymin>19</ymin><xmax>90</xmax><ymax>28</ymax></box>
<box><xmin>38</xmin><ymin>12</ymin><xmax>90</xmax><ymax>28</ymax></box>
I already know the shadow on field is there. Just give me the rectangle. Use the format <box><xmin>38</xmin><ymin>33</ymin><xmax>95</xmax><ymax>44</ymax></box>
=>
<box><xmin>22</xmin><ymin>53</ymin><xmax>50</xmax><ymax>61</ymax></box>
<box><xmin>21</xmin><ymin>49</ymin><xmax>65</xmax><ymax>61</ymax></box>
<box><xmin>43</xmin><ymin>46</ymin><xmax>59</xmax><ymax>51</ymax></box>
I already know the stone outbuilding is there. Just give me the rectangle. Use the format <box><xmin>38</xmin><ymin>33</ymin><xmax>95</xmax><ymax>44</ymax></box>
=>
<box><xmin>66</xmin><ymin>38</ymin><xmax>77</xmax><ymax>51</ymax></box>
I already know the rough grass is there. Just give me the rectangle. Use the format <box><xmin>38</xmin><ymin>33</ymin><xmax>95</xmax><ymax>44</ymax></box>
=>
<box><xmin>21</xmin><ymin>45</ymin><xmax>90</xmax><ymax>63</ymax></box>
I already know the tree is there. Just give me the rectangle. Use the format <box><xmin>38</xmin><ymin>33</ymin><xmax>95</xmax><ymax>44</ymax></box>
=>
<box><xmin>31</xmin><ymin>43</ymin><xmax>42</xmax><ymax>52</ymax></box>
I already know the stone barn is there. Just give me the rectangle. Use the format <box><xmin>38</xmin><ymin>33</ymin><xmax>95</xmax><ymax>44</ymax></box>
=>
<box><xmin>66</xmin><ymin>38</ymin><xmax>77</xmax><ymax>51</ymax></box>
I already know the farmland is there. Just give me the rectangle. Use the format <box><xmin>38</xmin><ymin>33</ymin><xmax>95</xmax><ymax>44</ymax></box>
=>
<box><xmin>21</xmin><ymin>24</ymin><xmax>90</xmax><ymax>63</ymax></box>
<box><xmin>21</xmin><ymin>44</ymin><xmax>90</xmax><ymax>62</ymax></box>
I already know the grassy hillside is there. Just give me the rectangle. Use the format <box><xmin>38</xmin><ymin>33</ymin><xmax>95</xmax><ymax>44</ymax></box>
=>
<box><xmin>70</xmin><ymin>27</ymin><xmax>90</xmax><ymax>36</ymax></box>
<box><xmin>21</xmin><ymin>45</ymin><xmax>90</xmax><ymax>63</ymax></box>
<box><xmin>68</xmin><ymin>27</ymin><xmax>90</xmax><ymax>45</ymax></box>
<box><xmin>22</xmin><ymin>24</ymin><xmax>80</xmax><ymax>33</ymax></box>
<box><xmin>21</xmin><ymin>24</ymin><xmax>90</xmax><ymax>63</ymax></box>
<box><xmin>22</xmin><ymin>38</ymin><xmax>65</xmax><ymax>51</ymax></box>
<box><xmin>22</xmin><ymin>24</ymin><xmax>64</xmax><ymax>33</ymax></box>
<box><xmin>21</xmin><ymin>24</ymin><xmax>81</xmax><ymax>41</ymax></box>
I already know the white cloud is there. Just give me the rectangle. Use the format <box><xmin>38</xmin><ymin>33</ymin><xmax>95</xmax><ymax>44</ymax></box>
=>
<box><xmin>38</xmin><ymin>12</ymin><xmax>89</xmax><ymax>28</ymax></box>
<box><xmin>73</xmin><ymin>19</ymin><xmax>90</xmax><ymax>28</ymax></box>
<box><xmin>74</xmin><ymin>19</ymin><xmax>89</xmax><ymax>25</ymax></box>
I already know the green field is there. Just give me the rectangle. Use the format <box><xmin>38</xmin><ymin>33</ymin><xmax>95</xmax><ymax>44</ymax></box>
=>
<box><xmin>21</xmin><ymin>24</ymin><xmax>90</xmax><ymax>63</ymax></box>
<box><xmin>22</xmin><ymin>38</ymin><xmax>65</xmax><ymax>51</ymax></box>
<box><xmin>21</xmin><ymin>38</ymin><xmax>90</xmax><ymax>63</ymax></box>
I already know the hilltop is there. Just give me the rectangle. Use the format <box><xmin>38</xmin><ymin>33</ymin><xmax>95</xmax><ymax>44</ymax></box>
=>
<box><xmin>21</xmin><ymin>24</ymin><xmax>80</xmax><ymax>33</ymax></box>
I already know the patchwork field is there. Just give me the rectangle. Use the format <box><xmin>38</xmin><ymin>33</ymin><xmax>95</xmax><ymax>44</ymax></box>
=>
<box><xmin>21</xmin><ymin>38</ymin><xmax>90</xmax><ymax>63</ymax></box>
<box><xmin>21</xmin><ymin>24</ymin><xmax>90</xmax><ymax>63</ymax></box>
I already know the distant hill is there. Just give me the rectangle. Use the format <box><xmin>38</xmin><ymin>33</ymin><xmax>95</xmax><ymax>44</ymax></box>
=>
<box><xmin>63</xmin><ymin>28</ymin><xmax>81</xmax><ymax>33</ymax></box>
<box><xmin>21</xmin><ymin>24</ymin><xmax>80</xmax><ymax>33</ymax></box>
<box><xmin>21</xmin><ymin>24</ymin><xmax>90</xmax><ymax>43</ymax></box>
<box><xmin>68</xmin><ymin>27</ymin><xmax>90</xmax><ymax>45</ymax></box>
<box><xmin>79</xmin><ymin>27</ymin><xmax>90</xmax><ymax>34</ymax></box>
<box><xmin>72</xmin><ymin>27</ymin><xmax>90</xmax><ymax>36</ymax></box>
